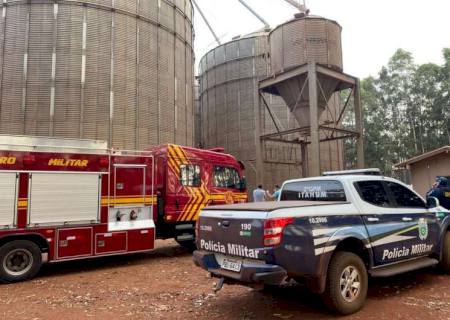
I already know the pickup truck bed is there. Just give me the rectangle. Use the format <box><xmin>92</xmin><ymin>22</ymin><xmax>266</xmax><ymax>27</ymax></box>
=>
<box><xmin>203</xmin><ymin>201</ymin><xmax>346</xmax><ymax>211</ymax></box>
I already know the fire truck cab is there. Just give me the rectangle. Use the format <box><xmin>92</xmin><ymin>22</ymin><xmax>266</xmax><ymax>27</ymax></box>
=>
<box><xmin>149</xmin><ymin>144</ymin><xmax>247</xmax><ymax>246</ymax></box>
<box><xmin>0</xmin><ymin>135</ymin><xmax>247</xmax><ymax>283</ymax></box>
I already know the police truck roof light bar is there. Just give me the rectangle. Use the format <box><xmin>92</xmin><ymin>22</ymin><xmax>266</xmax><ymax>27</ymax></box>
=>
<box><xmin>263</xmin><ymin>217</ymin><xmax>294</xmax><ymax>247</ymax></box>
<box><xmin>322</xmin><ymin>168</ymin><xmax>381</xmax><ymax>176</ymax></box>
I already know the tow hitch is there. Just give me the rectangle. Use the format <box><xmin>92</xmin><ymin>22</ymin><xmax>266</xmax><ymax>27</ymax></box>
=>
<box><xmin>213</xmin><ymin>277</ymin><xmax>225</xmax><ymax>293</ymax></box>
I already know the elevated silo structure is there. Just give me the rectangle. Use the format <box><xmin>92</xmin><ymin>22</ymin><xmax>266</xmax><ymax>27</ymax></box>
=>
<box><xmin>198</xmin><ymin>31</ymin><xmax>303</xmax><ymax>193</ymax></box>
<box><xmin>0</xmin><ymin>0</ymin><xmax>194</xmax><ymax>149</ymax></box>
<box><xmin>259</xmin><ymin>14</ymin><xmax>364</xmax><ymax>177</ymax></box>
<box><xmin>270</xmin><ymin>16</ymin><xmax>343</xmax><ymax>126</ymax></box>
<box><xmin>197</xmin><ymin>27</ymin><xmax>346</xmax><ymax>194</ymax></box>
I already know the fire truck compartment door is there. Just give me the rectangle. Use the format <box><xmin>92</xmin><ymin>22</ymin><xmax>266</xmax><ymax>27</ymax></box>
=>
<box><xmin>29</xmin><ymin>173</ymin><xmax>101</xmax><ymax>225</ymax></box>
<box><xmin>0</xmin><ymin>173</ymin><xmax>17</xmax><ymax>227</ymax></box>
<box><xmin>57</xmin><ymin>227</ymin><xmax>93</xmax><ymax>259</ymax></box>
<box><xmin>114</xmin><ymin>166</ymin><xmax>146</xmax><ymax>201</ymax></box>
<box><xmin>108</xmin><ymin>165</ymin><xmax>154</xmax><ymax>232</ymax></box>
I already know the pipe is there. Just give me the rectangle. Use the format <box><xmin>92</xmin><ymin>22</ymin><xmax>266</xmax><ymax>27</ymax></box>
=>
<box><xmin>192</xmin><ymin>0</ymin><xmax>221</xmax><ymax>45</ymax></box>
<box><xmin>283</xmin><ymin>0</ymin><xmax>308</xmax><ymax>13</ymax></box>
<box><xmin>237</xmin><ymin>0</ymin><xmax>270</xmax><ymax>29</ymax></box>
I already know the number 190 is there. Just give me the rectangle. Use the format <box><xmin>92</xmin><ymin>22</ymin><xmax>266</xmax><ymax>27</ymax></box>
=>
<box><xmin>241</xmin><ymin>223</ymin><xmax>252</xmax><ymax>231</ymax></box>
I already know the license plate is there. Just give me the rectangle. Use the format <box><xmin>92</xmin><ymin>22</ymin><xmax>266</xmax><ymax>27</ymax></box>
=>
<box><xmin>221</xmin><ymin>258</ymin><xmax>242</xmax><ymax>272</ymax></box>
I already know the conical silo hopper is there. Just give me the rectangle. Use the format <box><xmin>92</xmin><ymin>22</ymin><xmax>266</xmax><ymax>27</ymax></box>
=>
<box><xmin>269</xmin><ymin>15</ymin><xmax>343</xmax><ymax>127</ymax></box>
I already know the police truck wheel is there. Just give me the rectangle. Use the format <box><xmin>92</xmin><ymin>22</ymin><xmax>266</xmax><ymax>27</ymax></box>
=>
<box><xmin>0</xmin><ymin>240</ymin><xmax>42</xmax><ymax>283</ymax></box>
<box><xmin>322</xmin><ymin>252</ymin><xmax>368</xmax><ymax>315</ymax></box>
<box><xmin>439</xmin><ymin>231</ymin><xmax>450</xmax><ymax>273</ymax></box>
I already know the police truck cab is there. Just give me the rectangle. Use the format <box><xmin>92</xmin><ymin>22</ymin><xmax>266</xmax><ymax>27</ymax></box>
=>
<box><xmin>193</xmin><ymin>169</ymin><xmax>450</xmax><ymax>315</ymax></box>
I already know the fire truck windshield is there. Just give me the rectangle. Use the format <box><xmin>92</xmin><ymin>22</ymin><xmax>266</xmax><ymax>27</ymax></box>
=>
<box><xmin>213</xmin><ymin>166</ymin><xmax>243</xmax><ymax>190</ymax></box>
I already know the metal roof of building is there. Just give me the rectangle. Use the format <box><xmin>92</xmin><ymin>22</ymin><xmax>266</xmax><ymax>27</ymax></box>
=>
<box><xmin>395</xmin><ymin>146</ymin><xmax>450</xmax><ymax>168</ymax></box>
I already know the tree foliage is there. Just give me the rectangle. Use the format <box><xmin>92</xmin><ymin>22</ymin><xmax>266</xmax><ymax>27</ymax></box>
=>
<box><xmin>353</xmin><ymin>49</ymin><xmax>450</xmax><ymax>174</ymax></box>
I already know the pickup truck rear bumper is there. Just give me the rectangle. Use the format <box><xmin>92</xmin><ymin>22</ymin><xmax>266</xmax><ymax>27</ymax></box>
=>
<box><xmin>193</xmin><ymin>250</ymin><xmax>287</xmax><ymax>285</ymax></box>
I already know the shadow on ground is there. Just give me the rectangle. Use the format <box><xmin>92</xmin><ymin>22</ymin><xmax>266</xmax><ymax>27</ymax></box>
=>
<box><xmin>37</xmin><ymin>242</ymin><xmax>191</xmax><ymax>279</ymax></box>
<box><xmin>206</xmin><ymin>267</ymin><xmax>445</xmax><ymax>319</ymax></box>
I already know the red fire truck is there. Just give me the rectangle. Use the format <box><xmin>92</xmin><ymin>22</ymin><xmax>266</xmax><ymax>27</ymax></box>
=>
<box><xmin>0</xmin><ymin>135</ymin><xmax>247</xmax><ymax>283</ymax></box>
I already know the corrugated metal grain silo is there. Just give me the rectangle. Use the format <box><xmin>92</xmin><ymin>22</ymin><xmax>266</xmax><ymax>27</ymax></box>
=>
<box><xmin>198</xmin><ymin>24</ymin><xmax>345</xmax><ymax>192</ymax></box>
<box><xmin>266</xmin><ymin>14</ymin><xmax>345</xmax><ymax>175</ymax></box>
<box><xmin>198</xmin><ymin>31</ymin><xmax>302</xmax><ymax>193</ymax></box>
<box><xmin>194</xmin><ymin>78</ymin><xmax>201</xmax><ymax>147</ymax></box>
<box><xmin>0</xmin><ymin>0</ymin><xmax>194</xmax><ymax>149</ymax></box>
<box><xmin>269</xmin><ymin>15</ymin><xmax>343</xmax><ymax>127</ymax></box>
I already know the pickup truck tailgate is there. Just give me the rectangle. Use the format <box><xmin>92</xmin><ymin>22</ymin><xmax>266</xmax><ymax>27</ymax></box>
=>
<box><xmin>197</xmin><ymin>204</ymin><xmax>269</xmax><ymax>259</ymax></box>
<box><xmin>197</xmin><ymin>201</ymin><xmax>335</xmax><ymax>259</ymax></box>
<box><xmin>195</xmin><ymin>201</ymin><xmax>347</xmax><ymax>285</ymax></box>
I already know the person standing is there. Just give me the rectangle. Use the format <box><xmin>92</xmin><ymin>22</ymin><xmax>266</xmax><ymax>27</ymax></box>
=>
<box><xmin>267</xmin><ymin>185</ymin><xmax>281</xmax><ymax>201</ymax></box>
<box><xmin>426</xmin><ymin>176</ymin><xmax>450</xmax><ymax>210</ymax></box>
<box><xmin>253</xmin><ymin>185</ymin><xmax>266</xmax><ymax>202</ymax></box>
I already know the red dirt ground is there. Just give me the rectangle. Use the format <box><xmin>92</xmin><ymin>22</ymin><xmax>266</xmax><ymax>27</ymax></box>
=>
<box><xmin>0</xmin><ymin>240</ymin><xmax>449</xmax><ymax>320</ymax></box>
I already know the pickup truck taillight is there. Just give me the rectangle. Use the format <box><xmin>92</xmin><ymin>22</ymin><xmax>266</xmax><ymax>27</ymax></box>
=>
<box><xmin>263</xmin><ymin>217</ymin><xmax>294</xmax><ymax>247</ymax></box>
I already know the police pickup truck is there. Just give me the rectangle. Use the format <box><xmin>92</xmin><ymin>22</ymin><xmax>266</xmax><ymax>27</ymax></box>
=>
<box><xmin>193</xmin><ymin>169</ymin><xmax>450</xmax><ymax>315</ymax></box>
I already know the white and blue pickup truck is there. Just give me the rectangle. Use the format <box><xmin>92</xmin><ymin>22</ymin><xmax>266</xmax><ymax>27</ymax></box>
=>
<box><xmin>193</xmin><ymin>170</ymin><xmax>450</xmax><ymax>315</ymax></box>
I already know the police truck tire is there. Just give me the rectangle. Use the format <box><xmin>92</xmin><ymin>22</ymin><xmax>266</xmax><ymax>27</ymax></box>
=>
<box><xmin>322</xmin><ymin>252</ymin><xmax>368</xmax><ymax>315</ymax></box>
<box><xmin>439</xmin><ymin>231</ymin><xmax>450</xmax><ymax>273</ymax></box>
<box><xmin>0</xmin><ymin>240</ymin><xmax>42</xmax><ymax>283</ymax></box>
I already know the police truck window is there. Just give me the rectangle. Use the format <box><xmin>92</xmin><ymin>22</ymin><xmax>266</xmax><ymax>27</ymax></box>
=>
<box><xmin>355</xmin><ymin>181</ymin><xmax>391</xmax><ymax>207</ymax></box>
<box><xmin>280</xmin><ymin>180</ymin><xmax>346</xmax><ymax>201</ymax></box>
<box><xmin>386</xmin><ymin>182</ymin><xmax>426</xmax><ymax>208</ymax></box>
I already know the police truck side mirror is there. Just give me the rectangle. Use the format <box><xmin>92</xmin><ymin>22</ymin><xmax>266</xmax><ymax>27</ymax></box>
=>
<box><xmin>427</xmin><ymin>197</ymin><xmax>440</xmax><ymax>208</ymax></box>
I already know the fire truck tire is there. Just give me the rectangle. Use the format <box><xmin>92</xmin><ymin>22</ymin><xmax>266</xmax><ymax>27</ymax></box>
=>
<box><xmin>439</xmin><ymin>231</ymin><xmax>450</xmax><ymax>273</ymax></box>
<box><xmin>321</xmin><ymin>251</ymin><xmax>368</xmax><ymax>315</ymax></box>
<box><xmin>176</xmin><ymin>240</ymin><xmax>197</xmax><ymax>252</ymax></box>
<box><xmin>0</xmin><ymin>240</ymin><xmax>42</xmax><ymax>283</ymax></box>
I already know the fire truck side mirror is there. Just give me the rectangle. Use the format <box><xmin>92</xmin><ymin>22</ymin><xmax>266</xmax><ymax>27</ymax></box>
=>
<box><xmin>238</xmin><ymin>177</ymin><xmax>247</xmax><ymax>191</ymax></box>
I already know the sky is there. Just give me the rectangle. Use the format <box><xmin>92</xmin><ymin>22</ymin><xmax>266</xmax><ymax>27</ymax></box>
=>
<box><xmin>193</xmin><ymin>0</ymin><xmax>450</xmax><ymax>78</ymax></box>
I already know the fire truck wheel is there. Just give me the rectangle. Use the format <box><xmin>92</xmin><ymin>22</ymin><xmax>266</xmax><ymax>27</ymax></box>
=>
<box><xmin>176</xmin><ymin>240</ymin><xmax>197</xmax><ymax>252</ymax></box>
<box><xmin>0</xmin><ymin>240</ymin><xmax>42</xmax><ymax>283</ymax></box>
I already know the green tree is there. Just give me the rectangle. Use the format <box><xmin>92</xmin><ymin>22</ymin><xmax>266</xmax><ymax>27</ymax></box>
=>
<box><xmin>346</xmin><ymin>48</ymin><xmax>450</xmax><ymax>175</ymax></box>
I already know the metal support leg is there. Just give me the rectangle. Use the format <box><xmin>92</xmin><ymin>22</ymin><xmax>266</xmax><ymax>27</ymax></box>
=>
<box><xmin>308</xmin><ymin>63</ymin><xmax>321</xmax><ymax>176</ymax></box>
<box><xmin>301</xmin><ymin>143</ymin><xmax>308</xmax><ymax>177</ymax></box>
<box><xmin>354</xmin><ymin>80</ymin><xmax>365</xmax><ymax>169</ymax></box>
